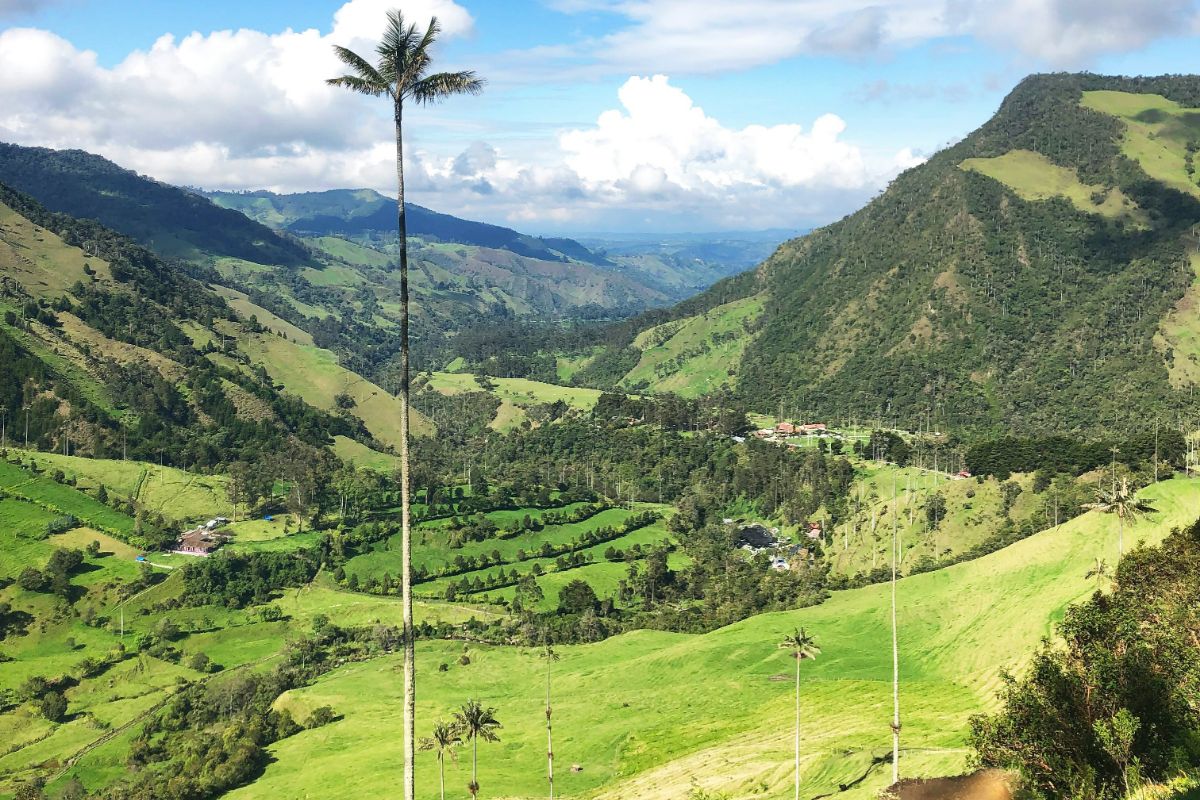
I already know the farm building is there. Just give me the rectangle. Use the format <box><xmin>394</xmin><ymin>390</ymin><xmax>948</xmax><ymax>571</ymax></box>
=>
<box><xmin>736</xmin><ymin>524</ymin><xmax>777</xmax><ymax>551</ymax></box>
<box><xmin>797</xmin><ymin>423</ymin><xmax>827</xmax><ymax>434</ymax></box>
<box><xmin>174</xmin><ymin>526</ymin><xmax>228</xmax><ymax>556</ymax></box>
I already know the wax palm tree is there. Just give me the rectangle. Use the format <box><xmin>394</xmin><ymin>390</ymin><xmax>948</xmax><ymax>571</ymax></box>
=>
<box><xmin>419</xmin><ymin>719</ymin><xmax>462</xmax><ymax>800</ymax></box>
<box><xmin>779</xmin><ymin>627</ymin><xmax>820</xmax><ymax>800</ymax></box>
<box><xmin>541</xmin><ymin>639</ymin><xmax>561</xmax><ymax>799</ymax></box>
<box><xmin>454</xmin><ymin>699</ymin><xmax>502</xmax><ymax>799</ymax></box>
<box><xmin>1084</xmin><ymin>477</ymin><xmax>1156</xmax><ymax>557</ymax></box>
<box><xmin>327</xmin><ymin>14</ymin><xmax>482</xmax><ymax>800</ymax></box>
<box><xmin>890</xmin><ymin>475</ymin><xmax>901</xmax><ymax>784</ymax></box>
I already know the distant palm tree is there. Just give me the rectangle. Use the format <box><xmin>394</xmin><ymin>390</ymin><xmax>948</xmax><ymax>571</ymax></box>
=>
<box><xmin>779</xmin><ymin>627</ymin><xmax>820</xmax><ymax>800</ymax></box>
<box><xmin>1084</xmin><ymin>477</ymin><xmax>1156</xmax><ymax>556</ymax></box>
<box><xmin>327</xmin><ymin>13</ymin><xmax>482</xmax><ymax>800</ymax></box>
<box><xmin>541</xmin><ymin>639</ymin><xmax>561</xmax><ymax>799</ymax></box>
<box><xmin>454</xmin><ymin>699</ymin><xmax>502</xmax><ymax>799</ymax></box>
<box><xmin>419</xmin><ymin>719</ymin><xmax>462</xmax><ymax>800</ymax></box>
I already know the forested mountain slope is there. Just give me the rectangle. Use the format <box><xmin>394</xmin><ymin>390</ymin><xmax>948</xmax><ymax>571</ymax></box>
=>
<box><xmin>582</xmin><ymin>73</ymin><xmax>1200</xmax><ymax>434</ymax></box>
<box><xmin>0</xmin><ymin>144</ymin><xmax>310</xmax><ymax>266</ymax></box>
<box><xmin>0</xmin><ymin>180</ymin><xmax>416</xmax><ymax>476</ymax></box>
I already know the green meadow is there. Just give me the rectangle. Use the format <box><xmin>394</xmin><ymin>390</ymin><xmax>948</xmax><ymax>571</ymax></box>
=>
<box><xmin>218</xmin><ymin>476</ymin><xmax>1200</xmax><ymax>800</ymax></box>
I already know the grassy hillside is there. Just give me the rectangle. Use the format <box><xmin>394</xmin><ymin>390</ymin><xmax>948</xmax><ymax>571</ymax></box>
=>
<box><xmin>1081</xmin><ymin>90</ymin><xmax>1200</xmax><ymax>197</ymax></box>
<box><xmin>423</xmin><ymin>372</ymin><xmax>606</xmax><ymax>431</ymax></box>
<box><xmin>9</xmin><ymin>450</ymin><xmax>227</xmax><ymax>522</ymax></box>
<box><xmin>236</xmin><ymin>328</ymin><xmax>435</xmax><ymax>442</ymax></box>
<box><xmin>959</xmin><ymin>149</ymin><xmax>1148</xmax><ymax>224</ymax></box>
<box><xmin>218</xmin><ymin>476</ymin><xmax>1200</xmax><ymax>800</ymax></box>
<box><xmin>620</xmin><ymin>293</ymin><xmax>764</xmax><ymax>396</ymax></box>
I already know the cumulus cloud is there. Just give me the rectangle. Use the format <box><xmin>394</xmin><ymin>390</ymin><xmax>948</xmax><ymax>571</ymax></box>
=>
<box><xmin>548</xmin><ymin>0</ymin><xmax>1198</xmax><ymax>73</ymax></box>
<box><xmin>0</xmin><ymin>2</ymin><xmax>914</xmax><ymax>231</ymax></box>
<box><xmin>403</xmin><ymin>75</ymin><xmax>913</xmax><ymax>230</ymax></box>
<box><xmin>0</xmin><ymin>0</ymin><xmax>474</xmax><ymax>174</ymax></box>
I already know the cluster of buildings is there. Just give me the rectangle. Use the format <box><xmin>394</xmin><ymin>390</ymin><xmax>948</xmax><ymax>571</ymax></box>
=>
<box><xmin>732</xmin><ymin>521</ymin><xmax>822</xmax><ymax>572</ymax></box>
<box><xmin>751</xmin><ymin>421</ymin><xmax>830</xmax><ymax>443</ymax></box>
<box><xmin>173</xmin><ymin>517</ymin><xmax>231</xmax><ymax>556</ymax></box>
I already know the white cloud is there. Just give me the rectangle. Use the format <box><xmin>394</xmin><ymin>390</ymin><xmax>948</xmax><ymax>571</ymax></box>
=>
<box><xmin>403</xmin><ymin>75</ymin><xmax>911</xmax><ymax>231</ymax></box>
<box><xmin>0</xmin><ymin>0</ymin><xmax>474</xmax><ymax>162</ymax></box>
<box><xmin>546</xmin><ymin>0</ymin><xmax>1199</xmax><ymax>73</ymax></box>
<box><xmin>0</xmin><ymin>3</ymin><xmax>915</xmax><ymax>231</ymax></box>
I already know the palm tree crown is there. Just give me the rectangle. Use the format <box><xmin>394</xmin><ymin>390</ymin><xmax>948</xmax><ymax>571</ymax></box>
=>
<box><xmin>419</xmin><ymin>718</ymin><xmax>463</xmax><ymax>756</ymax></box>
<box><xmin>455</xmin><ymin>699</ymin><xmax>502</xmax><ymax>743</ymax></box>
<box><xmin>327</xmin><ymin>11</ymin><xmax>484</xmax><ymax>104</ymax></box>
<box><xmin>779</xmin><ymin>627</ymin><xmax>821</xmax><ymax>661</ymax></box>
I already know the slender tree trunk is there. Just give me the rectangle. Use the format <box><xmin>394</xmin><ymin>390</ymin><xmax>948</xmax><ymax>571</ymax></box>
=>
<box><xmin>473</xmin><ymin>735</ymin><xmax>479</xmax><ymax>798</ymax></box>
<box><xmin>395</xmin><ymin>99</ymin><xmax>417</xmax><ymax>800</ymax></box>
<box><xmin>891</xmin><ymin>476</ymin><xmax>901</xmax><ymax>785</ymax></box>
<box><xmin>794</xmin><ymin>652</ymin><xmax>801</xmax><ymax>800</ymax></box>
<box><xmin>547</xmin><ymin>658</ymin><xmax>555</xmax><ymax>800</ymax></box>
<box><xmin>439</xmin><ymin>753</ymin><xmax>445</xmax><ymax>800</ymax></box>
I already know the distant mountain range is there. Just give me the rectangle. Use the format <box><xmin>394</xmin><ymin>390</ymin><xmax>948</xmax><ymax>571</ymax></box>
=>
<box><xmin>203</xmin><ymin>187</ymin><xmax>617</xmax><ymax>267</ymax></box>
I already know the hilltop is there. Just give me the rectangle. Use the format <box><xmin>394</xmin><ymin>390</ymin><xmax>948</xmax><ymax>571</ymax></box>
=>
<box><xmin>576</xmin><ymin>73</ymin><xmax>1200</xmax><ymax>435</ymax></box>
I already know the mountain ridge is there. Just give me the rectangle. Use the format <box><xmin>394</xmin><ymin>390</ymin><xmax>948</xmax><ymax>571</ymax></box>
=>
<box><xmin>575</xmin><ymin>72</ymin><xmax>1200</xmax><ymax>435</ymax></box>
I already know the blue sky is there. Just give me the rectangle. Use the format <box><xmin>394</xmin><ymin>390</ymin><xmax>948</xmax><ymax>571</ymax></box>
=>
<box><xmin>1</xmin><ymin>0</ymin><xmax>1199</xmax><ymax>233</ymax></box>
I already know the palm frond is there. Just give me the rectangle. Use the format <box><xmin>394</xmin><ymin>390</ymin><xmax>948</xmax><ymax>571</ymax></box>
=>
<box><xmin>409</xmin><ymin>70</ymin><xmax>485</xmax><ymax>105</ymax></box>
<box><xmin>326</xmin><ymin>74</ymin><xmax>389</xmax><ymax>97</ymax></box>
<box><xmin>378</xmin><ymin>10</ymin><xmax>420</xmax><ymax>64</ymax></box>
<box><xmin>331</xmin><ymin>45</ymin><xmax>387</xmax><ymax>85</ymax></box>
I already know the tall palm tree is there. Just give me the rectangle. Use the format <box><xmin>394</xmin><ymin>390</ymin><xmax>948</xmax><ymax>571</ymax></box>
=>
<box><xmin>327</xmin><ymin>14</ymin><xmax>482</xmax><ymax>800</ymax></box>
<box><xmin>541</xmin><ymin>639</ymin><xmax>561</xmax><ymax>799</ymax></box>
<box><xmin>453</xmin><ymin>699</ymin><xmax>502</xmax><ymax>799</ymax></box>
<box><xmin>418</xmin><ymin>719</ymin><xmax>462</xmax><ymax>800</ymax></box>
<box><xmin>779</xmin><ymin>627</ymin><xmax>820</xmax><ymax>800</ymax></box>
<box><xmin>1084</xmin><ymin>477</ymin><xmax>1156</xmax><ymax>557</ymax></box>
<box><xmin>890</xmin><ymin>475</ymin><xmax>901</xmax><ymax>785</ymax></box>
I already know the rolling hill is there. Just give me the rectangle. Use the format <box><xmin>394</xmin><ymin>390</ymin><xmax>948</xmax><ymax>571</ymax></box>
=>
<box><xmin>579</xmin><ymin>73</ymin><xmax>1200</xmax><ymax>435</ymax></box>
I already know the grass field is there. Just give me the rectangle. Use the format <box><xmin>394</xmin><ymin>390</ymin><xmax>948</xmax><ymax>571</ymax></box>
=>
<box><xmin>0</xmin><ymin>201</ymin><xmax>115</xmax><ymax>299</ymax></box>
<box><xmin>959</xmin><ymin>149</ymin><xmax>1149</xmax><ymax>223</ymax></box>
<box><xmin>1081</xmin><ymin>90</ymin><xmax>1200</xmax><ymax>198</ymax></box>
<box><xmin>345</xmin><ymin>502</ymin><xmax>641</xmax><ymax>583</ymax></box>
<box><xmin>622</xmin><ymin>294</ymin><xmax>765</xmax><ymax>397</ymax></box>
<box><xmin>238</xmin><ymin>331</ymin><xmax>435</xmax><ymax>443</ymax></box>
<box><xmin>826</xmin><ymin>463</ymin><xmax>1042</xmax><ymax>577</ymax></box>
<box><xmin>1156</xmin><ymin>252</ymin><xmax>1200</xmax><ymax>386</ymax></box>
<box><xmin>9</xmin><ymin>450</ymin><xmax>228</xmax><ymax>522</ymax></box>
<box><xmin>217</xmin><ymin>476</ymin><xmax>1200</xmax><ymax>800</ymax></box>
<box><xmin>331</xmin><ymin>435</ymin><xmax>399</xmax><ymax>471</ymax></box>
<box><xmin>425</xmin><ymin>372</ymin><xmax>607</xmax><ymax>430</ymax></box>
<box><xmin>0</xmin><ymin>460</ymin><xmax>136</xmax><ymax>537</ymax></box>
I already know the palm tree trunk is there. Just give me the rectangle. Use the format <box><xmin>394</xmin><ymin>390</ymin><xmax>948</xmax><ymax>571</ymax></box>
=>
<box><xmin>473</xmin><ymin>735</ymin><xmax>479</xmax><ymax>798</ymax></box>
<box><xmin>794</xmin><ymin>652</ymin><xmax>801</xmax><ymax>800</ymax></box>
<box><xmin>891</xmin><ymin>477</ymin><xmax>901</xmax><ymax>785</ymax></box>
<box><xmin>394</xmin><ymin>99</ymin><xmax>416</xmax><ymax>800</ymax></box>
<box><xmin>439</xmin><ymin>752</ymin><xmax>445</xmax><ymax>800</ymax></box>
<box><xmin>547</xmin><ymin>659</ymin><xmax>555</xmax><ymax>800</ymax></box>
<box><xmin>1118</xmin><ymin>511</ymin><xmax>1124</xmax><ymax>557</ymax></box>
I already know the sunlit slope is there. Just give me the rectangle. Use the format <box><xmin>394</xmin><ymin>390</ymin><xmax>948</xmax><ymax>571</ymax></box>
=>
<box><xmin>233</xmin><ymin>323</ymin><xmax>435</xmax><ymax>442</ymax></box>
<box><xmin>228</xmin><ymin>477</ymin><xmax>1200</xmax><ymax>800</ymax></box>
<box><xmin>959</xmin><ymin>149</ymin><xmax>1148</xmax><ymax>224</ymax></box>
<box><xmin>620</xmin><ymin>293</ymin><xmax>764</xmax><ymax>396</ymax></box>
<box><xmin>1081</xmin><ymin>89</ymin><xmax>1200</xmax><ymax>198</ymax></box>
